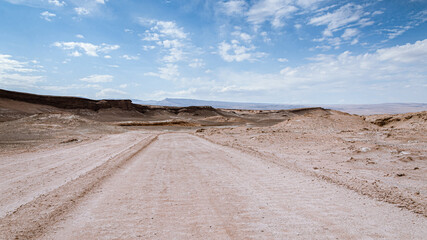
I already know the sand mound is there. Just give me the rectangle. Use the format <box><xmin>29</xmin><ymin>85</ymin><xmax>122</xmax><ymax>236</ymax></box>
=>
<box><xmin>0</xmin><ymin>113</ymin><xmax>121</xmax><ymax>142</ymax></box>
<box><xmin>274</xmin><ymin>109</ymin><xmax>374</xmax><ymax>131</ymax></box>
<box><xmin>0</xmin><ymin>98</ymin><xmax>62</xmax><ymax>122</ymax></box>
<box><xmin>367</xmin><ymin>111</ymin><xmax>427</xmax><ymax>129</ymax></box>
<box><xmin>287</xmin><ymin>107</ymin><xmax>330</xmax><ymax>116</ymax></box>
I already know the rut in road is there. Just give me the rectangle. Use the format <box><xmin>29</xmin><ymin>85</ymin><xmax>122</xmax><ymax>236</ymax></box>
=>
<box><xmin>42</xmin><ymin>133</ymin><xmax>426</xmax><ymax>239</ymax></box>
<box><xmin>0</xmin><ymin>134</ymin><xmax>158</xmax><ymax>240</ymax></box>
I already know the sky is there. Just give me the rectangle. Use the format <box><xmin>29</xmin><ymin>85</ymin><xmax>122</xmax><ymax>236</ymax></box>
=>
<box><xmin>0</xmin><ymin>0</ymin><xmax>426</xmax><ymax>104</ymax></box>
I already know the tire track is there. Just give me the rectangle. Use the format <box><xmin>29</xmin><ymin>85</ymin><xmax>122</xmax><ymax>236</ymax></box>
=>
<box><xmin>0</xmin><ymin>134</ymin><xmax>158</xmax><ymax>240</ymax></box>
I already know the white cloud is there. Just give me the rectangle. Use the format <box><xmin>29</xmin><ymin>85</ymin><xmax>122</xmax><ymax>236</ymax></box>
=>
<box><xmin>296</xmin><ymin>0</ymin><xmax>325</xmax><ymax>8</ymax></box>
<box><xmin>372</xmin><ymin>10</ymin><xmax>384</xmax><ymax>16</ymax></box>
<box><xmin>104</xmin><ymin>55</ymin><xmax>111</xmax><ymax>59</ymax></box>
<box><xmin>74</xmin><ymin>7</ymin><xmax>90</xmax><ymax>15</ymax></box>
<box><xmin>384</xmin><ymin>26</ymin><xmax>413</xmax><ymax>40</ymax></box>
<box><xmin>376</xmin><ymin>39</ymin><xmax>427</xmax><ymax>63</ymax></box>
<box><xmin>137</xmin><ymin>38</ymin><xmax>427</xmax><ymax>103</ymax></box>
<box><xmin>145</xmin><ymin>64</ymin><xmax>180</xmax><ymax>81</ymax></box>
<box><xmin>143</xmin><ymin>45</ymin><xmax>156</xmax><ymax>51</ymax></box>
<box><xmin>96</xmin><ymin>88</ymin><xmax>127</xmax><ymax>98</ymax></box>
<box><xmin>80</xmin><ymin>74</ymin><xmax>114</xmax><ymax>83</ymax></box>
<box><xmin>260</xmin><ymin>31</ymin><xmax>271</xmax><ymax>43</ymax></box>
<box><xmin>48</xmin><ymin>0</ymin><xmax>66</xmax><ymax>7</ymax></box>
<box><xmin>200</xmin><ymin>39</ymin><xmax>427</xmax><ymax>103</ymax></box>
<box><xmin>156</xmin><ymin>21</ymin><xmax>187</xmax><ymax>39</ymax></box>
<box><xmin>280</xmin><ymin>40</ymin><xmax>427</xmax><ymax>93</ymax></box>
<box><xmin>218</xmin><ymin>40</ymin><xmax>266</xmax><ymax>62</ymax></box>
<box><xmin>189</xmin><ymin>58</ymin><xmax>205</xmax><ymax>68</ymax></box>
<box><xmin>140</xmin><ymin>19</ymin><xmax>187</xmax><ymax>39</ymax></box>
<box><xmin>72</xmin><ymin>0</ymin><xmax>108</xmax><ymax>16</ymax></box>
<box><xmin>142</xmin><ymin>33</ymin><xmax>160</xmax><ymax>41</ymax></box>
<box><xmin>218</xmin><ymin>0</ymin><xmax>247</xmax><ymax>16</ymax></box>
<box><xmin>232</xmin><ymin>31</ymin><xmax>252</xmax><ymax>43</ymax></box>
<box><xmin>310</xmin><ymin>45</ymin><xmax>332</xmax><ymax>51</ymax></box>
<box><xmin>149</xmin><ymin>88</ymin><xmax>197</xmax><ymax>99</ymax></box>
<box><xmin>244</xmin><ymin>0</ymin><xmax>325</xmax><ymax>28</ymax></box>
<box><xmin>162</xmin><ymin>48</ymin><xmax>184</xmax><ymax>63</ymax></box>
<box><xmin>40</xmin><ymin>11</ymin><xmax>56</xmax><ymax>21</ymax></box>
<box><xmin>309</xmin><ymin>3</ymin><xmax>365</xmax><ymax>37</ymax></box>
<box><xmin>247</xmin><ymin>0</ymin><xmax>298</xmax><ymax>28</ymax></box>
<box><xmin>76</xmin><ymin>34</ymin><xmax>85</xmax><ymax>39</ymax></box>
<box><xmin>278</xmin><ymin>58</ymin><xmax>289</xmax><ymax>62</ymax></box>
<box><xmin>307</xmin><ymin>3</ymin><xmax>378</xmax><ymax>47</ymax></box>
<box><xmin>119</xmin><ymin>84</ymin><xmax>128</xmax><ymax>88</ymax></box>
<box><xmin>341</xmin><ymin>28</ymin><xmax>359</xmax><ymax>40</ymax></box>
<box><xmin>155</xmin><ymin>39</ymin><xmax>185</xmax><ymax>62</ymax></box>
<box><xmin>121</xmin><ymin>55</ymin><xmax>139</xmax><ymax>60</ymax></box>
<box><xmin>53</xmin><ymin>41</ymin><xmax>120</xmax><ymax>57</ymax></box>
<box><xmin>279</xmin><ymin>39</ymin><xmax>427</xmax><ymax>86</ymax></box>
<box><xmin>140</xmin><ymin>18</ymin><xmax>190</xmax><ymax>63</ymax></box>
<box><xmin>100</xmin><ymin>44</ymin><xmax>120</xmax><ymax>52</ymax></box>
<box><xmin>0</xmin><ymin>55</ymin><xmax>40</xmax><ymax>74</ymax></box>
<box><xmin>158</xmin><ymin>39</ymin><xmax>183</xmax><ymax>48</ymax></box>
<box><xmin>70</xmin><ymin>51</ymin><xmax>82</xmax><ymax>57</ymax></box>
<box><xmin>381</xmin><ymin>10</ymin><xmax>427</xmax><ymax>41</ymax></box>
<box><xmin>0</xmin><ymin>54</ymin><xmax>43</xmax><ymax>88</ymax></box>
<box><xmin>41</xmin><ymin>84</ymin><xmax>102</xmax><ymax>91</ymax></box>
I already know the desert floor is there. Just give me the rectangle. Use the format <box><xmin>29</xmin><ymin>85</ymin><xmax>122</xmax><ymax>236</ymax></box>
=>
<box><xmin>0</xmin><ymin>96</ymin><xmax>426</xmax><ymax>239</ymax></box>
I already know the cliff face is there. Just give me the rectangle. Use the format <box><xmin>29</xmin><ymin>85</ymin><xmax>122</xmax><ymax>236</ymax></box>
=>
<box><xmin>1</xmin><ymin>89</ymin><xmax>337</xmax><ymax>126</ymax></box>
<box><xmin>0</xmin><ymin>89</ymin><xmax>220</xmax><ymax>118</ymax></box>
<box><xmin>0</xmin><ymin>89</ymin><xmax>134</xmax><ymax>111</ymax></box>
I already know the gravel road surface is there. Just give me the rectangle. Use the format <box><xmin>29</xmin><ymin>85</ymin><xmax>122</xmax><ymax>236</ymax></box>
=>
<box><xmin>34</xmin><ymin>133</ymin><xmax>427</xmax><ymax>239</ymax></box>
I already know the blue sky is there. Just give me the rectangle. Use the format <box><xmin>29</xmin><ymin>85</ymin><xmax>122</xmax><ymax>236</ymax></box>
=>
<box><xmin>0</xmin><ymin>0</ymin><xmax>426</xmax><ymax>104</ymax></box>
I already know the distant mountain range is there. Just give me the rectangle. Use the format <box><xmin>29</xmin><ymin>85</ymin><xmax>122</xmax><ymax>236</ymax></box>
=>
<box><xmin>132</xmin><ymin>98</ymin><xmax>427</xmax><ymax>115</ymax></box>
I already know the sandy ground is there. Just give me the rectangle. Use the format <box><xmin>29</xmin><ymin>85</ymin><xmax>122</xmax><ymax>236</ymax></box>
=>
<box><xmin>0</xmin><ymin>131</ymin><xmax>151</xmax><ymax>218</ymax></box>
<box><xmin>1</xmin><ymin>133</ymin><xmax>426</xmax><ymax>239</ymax></box>
<box><xmin>196</xmin><ymin>110</ymin><xmax>427</xmax><ymax>217</ymax></box>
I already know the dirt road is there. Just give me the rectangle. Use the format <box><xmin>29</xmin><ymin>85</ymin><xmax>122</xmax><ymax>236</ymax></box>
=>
<box><xmin>1</xmin><ymin>132</ymin><xmax>426</xmax><ymax>239</ymax></box>
<box><xmin>24</xmin><ymin>133</ymin><xmax>423</xmax><ymax>239</ymax></box>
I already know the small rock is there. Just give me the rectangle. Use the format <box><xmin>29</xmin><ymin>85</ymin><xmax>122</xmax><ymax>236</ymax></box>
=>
<box><xmin>360</xmin><ymin>147</ymin><xmax>371</xmax><ymax>152</ymax></box>
<box><xmin>60</xmin><ymin>138</ymin><xmax>79</xmax><ymax>144</ymax></box>
<box><xmin>396</xmin><ymin>173</ymin><xmax>406</xmax><ymax>177</ymax></box>
<box><xmin>399</xmin><ymin>156</ymin><xmax>413</xmax><ymax>162</ymax></box>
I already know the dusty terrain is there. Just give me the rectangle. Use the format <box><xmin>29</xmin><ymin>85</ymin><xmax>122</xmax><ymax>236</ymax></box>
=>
<box><xmin>196</xmin><ymin>109</ymin><xmax>427</xmax><ymax>215</ymax></box>
<box><xmin>0</xmin><ymin>89</ymin><xmax>426</xmax><ymax>239</ymax></box>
